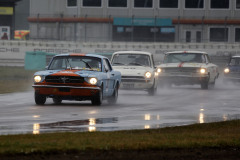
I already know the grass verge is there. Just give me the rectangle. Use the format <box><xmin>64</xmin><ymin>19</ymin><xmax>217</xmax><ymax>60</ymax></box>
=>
<box><xmin>0</xmin><ymin>120</ymin><xmax>239</xmax><ymax>159</ymax></box>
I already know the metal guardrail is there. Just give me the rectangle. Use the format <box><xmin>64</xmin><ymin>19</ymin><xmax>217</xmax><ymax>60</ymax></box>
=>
<box><xmin>0</xmin><ymin>40</ymin><xmax>237</xmax><ymax>67</ymax></box>
<box><xmin>1</xmin><ymin>40</ymin><xmax>240</xmax><ymax>50</ymax></box>
<box><xmin>0</xmin><ymin>59</ymin><xmax>24</xmax><ymax>67</ymax></box>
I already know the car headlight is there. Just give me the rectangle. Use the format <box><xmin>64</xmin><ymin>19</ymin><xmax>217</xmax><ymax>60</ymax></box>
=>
<box><xmin>157</xmin><ymin>68</ymin><xmax>162</xmax><ymax>73</ymax></box>
<box><xmin>200</xmin><ymin>68</ymin><xmax>206</xmax><ymax>74</ymax></box>
<box><xmin>224</xmin><ymin>68</ymin><xmax>230</xmax><ymax>73</ymax></box>
<box><xmin>34</xmin><ymin>75</ymin><xmax>42</xmax><ymax>83</ymax></box>
<box><xmin>145</xmin><ymin>72</ymin><xmax>152</xmax><ymax>78</ymax></box>
<box><xmin>89</xmin><ymin>77</ymin><xmax>98</xmax><ymax>85</ymax></box>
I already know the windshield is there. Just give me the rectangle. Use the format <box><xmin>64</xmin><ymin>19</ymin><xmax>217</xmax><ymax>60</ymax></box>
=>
<box><xmin>163</xmin><ymin>53</ymin><xmax>205</xmax><ymax>63</ymax></box>
<box><xmin>112</xmin><ymin>54</ymin><xmax>151</xmax><ymax>67</ymax></box>
<box><xmin>229</xmin><ymin>58</ymin><xmax>240</xmax><ymax>66</ymax></box>
<box><xmin>48</xmin><ymin>56</ymin><xmax>102</xmax><ymax>71</ymax></box>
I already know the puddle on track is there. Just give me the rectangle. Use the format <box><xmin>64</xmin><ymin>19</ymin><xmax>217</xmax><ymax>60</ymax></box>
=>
<box><xmin>29</xmin><ymin>114</ymin><xmax>240</xmax><ymax>135</ymax></box>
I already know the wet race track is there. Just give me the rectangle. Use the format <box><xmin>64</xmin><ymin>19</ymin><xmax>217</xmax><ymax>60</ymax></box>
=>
<box><xmin>0</xmin><ymin>81</ymin><xmax>240</xmax><ymax>135</ymax></box>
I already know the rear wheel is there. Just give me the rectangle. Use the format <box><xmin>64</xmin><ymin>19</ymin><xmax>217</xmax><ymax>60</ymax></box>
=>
<box><xmin>91</xmin><ymin>86</ymin><xmax>103</xmax><ymax>105</ymax></box>
<box><xmin>35</xmin><ymin>92</ymin><xmax>46</xmax><ymax>105</ymax></box>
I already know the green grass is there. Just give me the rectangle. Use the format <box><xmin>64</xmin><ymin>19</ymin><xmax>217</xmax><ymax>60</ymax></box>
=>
<box><xmin>0</xmin><ymin>67</ymin><xmax>35</xmax><ymax>94</ymax></box>
<box><xmin>0</xmin><ymin>120</ymin><xmax>239</xmax><ymax>155</ymax></box>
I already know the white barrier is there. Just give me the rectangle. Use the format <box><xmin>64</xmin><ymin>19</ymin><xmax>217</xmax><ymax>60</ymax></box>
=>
<box><xmin>0</xmin><ymin>40</ymin><xmax>240</xmax><ymax>66</ymax></box>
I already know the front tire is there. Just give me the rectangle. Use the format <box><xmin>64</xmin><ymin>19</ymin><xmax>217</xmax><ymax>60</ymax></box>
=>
<box><xmin>35</xmin><ymin>92</ymin><xmax>46</xmax><ymax>105</ymax></box>
<box><xmin>148</xmin><ymin>80</ymin><xmax>157</xmax><ymax>96</ymax></box>
<box><xmin>201</xmin><ymin>75</ymin><xmax>209</xmax><ymax>90</ymax></box>
<box><xmin>201</xmin><ymin>81</ymin><xmax>208</xmax><ymax>89</ymax></box>
<box><xmin>91</xmin><ymin>86</ymin><xmax>103</xmax><ymax>105</ymax></box>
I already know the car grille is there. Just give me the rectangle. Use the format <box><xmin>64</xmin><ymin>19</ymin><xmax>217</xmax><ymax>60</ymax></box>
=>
<box><xmin>164</xmin><ymin>67</ymin><xmax>197</xmax><ymax>73</ymax></box>
<box><xmin>121</xmin><ymin>76</ymin><xmax>146</xmax><ymax>82</ymax></box>
<box><xmin>45</xmin><ymin>76</ymin><xmax>84</xmax><ymax>83</ymax></box>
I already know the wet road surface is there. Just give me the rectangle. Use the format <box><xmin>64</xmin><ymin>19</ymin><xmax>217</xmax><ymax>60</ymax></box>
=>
<box><xmin>0</xmin><ymin>82</ymin><xmax>239</xmax><ymax>135</ymax></box>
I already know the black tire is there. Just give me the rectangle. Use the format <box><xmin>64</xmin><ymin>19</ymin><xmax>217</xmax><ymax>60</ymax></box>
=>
<box><xmin>201</xmin><ymin>81</ymin><xmax>208</xmax><ymax>89</ymax></box>
<box><xmin>148</xmin><ymin>80</ymin><xmax>157</xmax><ymax>96</ymax></box>
<box><xmin>108</xmin><ymin>84</ymin><xmax>119</xmax><ymax>104</ymax></box>
<box><xmin>91</xmin><ymin>86</ymin><xmax>103</xmax><ymax>105</ymax></box>
<box><xmin>201</xmin><ymin>75</ymin><xmax>210</xmax><ymax>90</ymax></box>
<box><xmin>53</xmin><ymin>98</ymin><xmax>62</xmax><ymax>104</ymax></box>
<box><xmin>35</xmin><ymin>92</ymin><xmax>46</xmax><ymax>105</ymax></box>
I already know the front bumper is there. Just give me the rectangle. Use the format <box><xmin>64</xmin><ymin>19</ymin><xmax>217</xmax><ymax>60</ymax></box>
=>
<box><xmin>32</xmin><ymin>85</ymin><xmax>100</xmax><ymax>97</ymax></box>
<box><xmin>120</xmin><ymin>82</ymin><xmax>153</xmax><ymax>90</ymax></box>
<box><xmin>158</xmin><ymin>74</ymin><xmax>208</xmax><ymax>85</ymax></box>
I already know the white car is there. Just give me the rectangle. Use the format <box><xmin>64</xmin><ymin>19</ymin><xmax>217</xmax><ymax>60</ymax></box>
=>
<box><xmin>157</xmin><ymin>51</ymin><xmax>219</xmax><ymax>89</ymax></box>
<box><xmin>111</xmin><ymin>51</ymin><xmax>158</xmax><ymax>95</ymax></box>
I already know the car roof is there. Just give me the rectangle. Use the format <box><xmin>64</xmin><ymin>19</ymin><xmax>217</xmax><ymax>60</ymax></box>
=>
<box><xmin>165</xmin><ymin>51</ymin><xmax>207</xmax><ymax>55</ymax></box>
<box><xmin>54</xmin><ymin>53</ymin><xmax>107</xmax><ymax>59</ymax></box>
<box><xmin>112</xmin><ymin>51</ymin><xmax>153</xmax><ymax>56</ymax></box>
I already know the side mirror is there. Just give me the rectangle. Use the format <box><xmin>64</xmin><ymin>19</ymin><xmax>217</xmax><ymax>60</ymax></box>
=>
<box><xmin>45</xmin><ymin>66</ymin><xmax>48</xmax><ymax>69</ymax></box>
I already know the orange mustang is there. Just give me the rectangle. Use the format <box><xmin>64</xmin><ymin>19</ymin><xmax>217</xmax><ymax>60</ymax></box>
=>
<box><xmin>32</xmin><ymin>53</ymin><xmax>121</xmax><ymax>105</ymax></box>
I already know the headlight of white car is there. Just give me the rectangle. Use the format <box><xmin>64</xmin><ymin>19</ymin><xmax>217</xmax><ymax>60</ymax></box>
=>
<box><xmin>224</xmin><ymin>68</ymin><xmax>230</xmax><ymax>73</ymax></box>
<box><xmin>157</xmin><ymin>68</ymin><xmax>165</xmax><ymax>73</ymax></box>
<box><xmin>89</xmin><ymin>77</ymin><xmax>98</xmax><ymax>85</ymax></box>
<box><xmin>34</xmin><ymin>75</ymin><xmax>42</xmax><ymax>83</ymax></box>
<box><xmin>200</xmin><ymin>68</ymin><xmax>207</xmax><ymax>74</ymax></box>
<box><xmin>145</xmin><ymin>72</ymin><xmax>152</xmax><ymax>78</ymax></box>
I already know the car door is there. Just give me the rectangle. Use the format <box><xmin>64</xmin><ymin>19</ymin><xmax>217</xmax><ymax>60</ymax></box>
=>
<box><xmin>103</xmin><ymin>58</ymin><xmax>115</xmax><ymax>96</ymax></box>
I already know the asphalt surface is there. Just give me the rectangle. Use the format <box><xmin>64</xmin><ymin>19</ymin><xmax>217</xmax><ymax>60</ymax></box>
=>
<box><xmin>0</xmin><ymin>80</ymin><xmax>239</xmax><ymax>135</ymax></box>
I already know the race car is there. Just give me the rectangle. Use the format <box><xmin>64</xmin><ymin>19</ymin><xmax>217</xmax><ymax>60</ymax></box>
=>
<box><xmin>111</xmin><ymin>51</ymin><xmax>158</xmax><ymax>95</ymax></box>
<box><xmin>223</xmin><ymin>56</ymin><xmax>240</xmax><ymax>83</ymax></box>
<box><xmin>157</xmin><ymin>51</ymin><xmax>219</xmax><ymax>89</ymax></box>
<box><xmin>32</xmin><ymin>53</ymin><xmax>121</xmax><ymax>105</ymax></box>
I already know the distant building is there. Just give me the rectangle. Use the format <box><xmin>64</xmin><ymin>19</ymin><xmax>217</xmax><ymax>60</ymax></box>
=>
<box><xmin>28</xmin><ymin>0</ymin><xmax>240</xmax><ymax>43</ymax></box>
<box><xmin>0</xmin><ymin>0</ymin><xmax>29</xmax><ymax>40</ymax></box>
<box><xmin>0</xmin><ymin>0</ymin><xmax>21</xmax><ymax>39</ymax></box>
<box><xmin>15</xmin><ymin>0</ymin><xmax>30</xmax><ymax>30</ymax></box>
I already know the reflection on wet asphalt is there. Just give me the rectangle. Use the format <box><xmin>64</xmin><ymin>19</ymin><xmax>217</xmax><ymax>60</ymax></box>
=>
<box><xmin>0</xmin><ymin>82</ymin><xmax>240</xmax><ymax>135</ymax></box>
<box><xmin>38</xmin><ymin>117</ymin><xmax>118</xmax><ymax>133</ymax></box>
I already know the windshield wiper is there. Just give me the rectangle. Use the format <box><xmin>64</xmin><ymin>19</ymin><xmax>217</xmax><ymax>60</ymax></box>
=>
<box><xmin>81</xmin><ymin>59</ymin><xmax>92</xmax><ymax>69</ymax></box>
